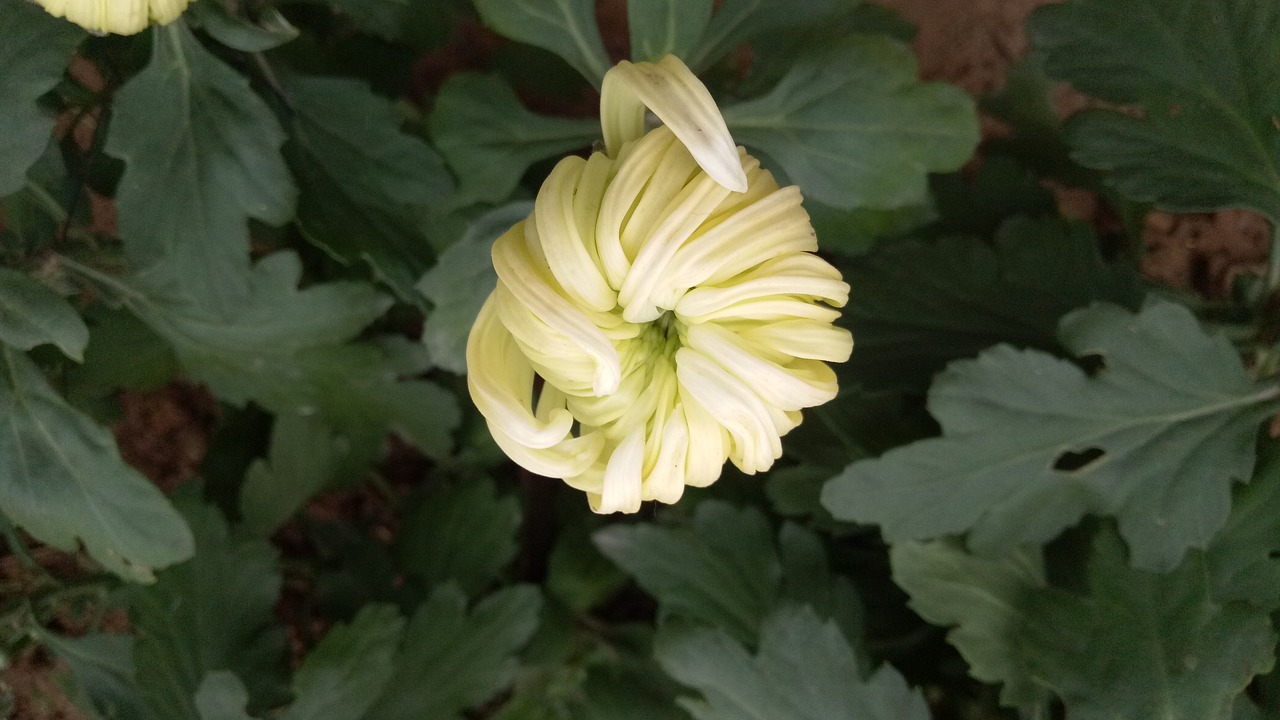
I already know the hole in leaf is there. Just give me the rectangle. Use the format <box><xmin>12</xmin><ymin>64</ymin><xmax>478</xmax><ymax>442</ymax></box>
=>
<box><xmin>1053</xmin><ymin>447</ymin><xmax>1107</xmax><ymax>474</ymax></box>
<box><xmin>1077</xmin><ymin>352</ymin><xmax>1108</xmax><ymax>376</ymax></box>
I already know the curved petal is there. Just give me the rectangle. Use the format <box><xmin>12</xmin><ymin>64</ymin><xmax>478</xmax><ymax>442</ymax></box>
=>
<box><xmin>600</xmin><ymin>55</ymin><xmax>748</xmax><ymax>192</ymax></box>
<box><xmin>591</xmin><ymin>427</ymin><xmax>646</xmax><ymax>514</ymax></box>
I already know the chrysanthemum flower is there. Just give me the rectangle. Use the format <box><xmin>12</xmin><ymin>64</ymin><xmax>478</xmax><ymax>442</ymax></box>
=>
<box><xmin>467</xmin><ymin>55</ymin><xmax>853</xmax><ymax>513</ymax></box>
<box><xmin>34</xmin><ymin>0</ymin><xmax>189</xmax><ymax>35</ymax></box>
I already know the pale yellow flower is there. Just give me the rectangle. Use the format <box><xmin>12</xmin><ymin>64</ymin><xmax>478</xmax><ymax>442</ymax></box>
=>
<box><xmin>467</xmin><ymin>55</ymin><xmax>853</xmax><ymax>513</ymax></box>
<box><xmin>34</xmin><ymin>0</ymin><xmax>189</xmax><ymax>35</ymax></box>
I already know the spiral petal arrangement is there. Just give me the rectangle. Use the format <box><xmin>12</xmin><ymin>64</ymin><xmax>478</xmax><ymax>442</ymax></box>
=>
<box><xmin>35</xmin><ymin>0</ymin><xmax>189</xmax><ymax>35</ymax></box>
<box><xmin>467</xmin><ymin>55</ymin><xmax>853</xmax><ymax>513</ymax></box>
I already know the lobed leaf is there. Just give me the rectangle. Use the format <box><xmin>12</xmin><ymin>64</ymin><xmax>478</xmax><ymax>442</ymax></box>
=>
<box><xmin>237</xmin><ymin>411</ymin><xmax>342</xmax><ymax>539</ymax></box>
<box><xmin>628</xmin><ymin>0</ymin><xmax>713</xmax><ymax>63</ymax></box>
<box><xmin>366</xmin><ymin>584</ymin><xmax>542</xmax><ymax>720</ymax></box>
<box><xmin>1031</xmin><ymin>0</ymin><xmax>1280</xmax><ymax>219</ymax></box>
<box><xmin>0</xmin><ymin>268</ymin><xmax>89</xmax><ymax>360</ymax></box>
<box><xmin>107</xmin><ymin>23</ymin><xmax>296</xmax><ymax>317</ymax></box>
<box><xmin>0</xmin><ymin>346</ymin><xmax>193</xmax><ymax>582</ymax></box>
<box><xmin>120</xmin><ymin>252</ymin><xmax>459</xmax><ymax>460</ymax></box>
<box><xmin>471</xmin><ymin>0</ymin><xmax>610</xmax><ymax>85</ymax></box>
<box><xmin>428</xmin><ymin>74</ymin><xmax>598</xmax><ymax>206</ymax></box>
<box><xmin>396</xmin><ymin>477</ymin><xmax>520</xmax><ymax>597</ymax></box>
<box><xmin>840</xmin><ymin>216</ymin><xmax>1142</xmax><ymax>391</ymax></box>
<box><xmin>282</xmin><ymin>604</ymin><xmax>404</xmax><ymax>720</ymax></box>
<box><xmin>824</xmin><ymin>300</ymin><xmax>1280</xmax><ymax>571</ymax></box>
<box><xmin>655</xmin><ymin>606</ymin><xmax>929</xmax><ymax>720</ymax></box>
<box><xmin>285</xmin><ymin>74</ymin><xmax>454</xmax><ymax>300</ymax></box>
<box><xmin>0</xmin><ymin>0</ymin><xmax>83</xmax><ymax>196</ymax></box>
<box><xmin>416</xmin><ymin>201</ymin><xmax>531</xmax><ymax>374</ymax></box>
<box><xmin>126</xmin><ymin>490</ymin><xmax>288</xmax><ymax>719</ymax></box>
<box><xmin>722</xmin><ymin>37</ymin><xmax>978</xmax><ymax>210</ymax></box>
<box><xmin>594</xmin><ymin>503</ymin><xmax>781</xmax><ymax>645</ymax></box>
<box><xmin>892</xmin><ymin>529</ymin><xmax>1276</xmax><ymax>720</ymax></box>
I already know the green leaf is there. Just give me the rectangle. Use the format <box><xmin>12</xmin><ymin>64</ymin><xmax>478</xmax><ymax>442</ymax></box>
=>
<box><xmin>107</xmin><ymin>23</ymin><xmax>296</xmax><ymax>317</ymax></box>
<box><xmin>546</xmin><ymin>521</ymin><xmax>629</xmax><ymax>613</ymax></box>
<box><xmin>722</xmin><ymin>37</ymin><xmax>978</xmax><ymax>210</ymax></box>
<box><xmin>1031</xmin><ymin>0</ymin><xmax>1280</xmax><ymax>219</ymax></box>
<box><xmin>396</xmin><ymin>478</ymin><xmax>520</xmax><ymax>596</ymax></box>
<box><xmin>0</xmin><ymin>268</ymin><xmax>88</xmax><ymax>360</ymax></box>
<box><xmin>120</xmin><ymin>252</ymin><xmax>460</xmax><ymax>459</ymax></box>
<box><xmin>840</xmin><ymin>216</ymin><xmax>1143</xmax><ymax>391</ymax></box>
<box><xmin>38</xmin><ymin>631</ymin><xmax>147</xmax><ymax>720</ymax></box>
<box><xmin>417</xmin><ymin>201</ymin><xmax>531</xmax><ymax>374</ymax></box>
<box><xmin>367</xmin><ymin>584</ymin><xmax>542</xmax><ymax>720</ymax></box>
<box><xmin>0</xmin><ymin>0</ymin><xmax>83</xmax><ymax>196</ymax></box>
<box><xmin>282</xmin><ymin>604</ymin><xmax>404</xmax><ymax>720</ymax></box>
<box><xmin>685</xmin><ymin>0</ymin><xmax>854</xmax><ymax>72</ymax></box>
<box><xmin>237</xmin><ymin>411</ymin><xmax>341</xmax><ymax>539</ymax></box>
<box><xmin>889</xmin><ymin>542</ymin><xmax>1049</xmax><ymax>707</ymax></box>
<box><xmin>186</xmin><ymin>0</ymin><xmax>299</xmax><ymax>51</ymax></box>
<box><xmin>655</xmin><ymin>605</ymin><xmax>930</xmax><ymax>720</ymax></box>
<box><xmin>893</xmin><ymin>529</ymin><xmax>1276</xmax><ymax>720</ymax></box>
<box><xmin>593</xmin><ymin>503</ymin><xmax>780</xmax><ymax>645</ymax></box>
<box><xmin>628</xmin><ymin>0</ymin><xmax>713</xmax><ymax>62</ymax></box>
<box><xmin>427</xmin><ymin>73</ymin><xmax>599</xmax><ymax>206</ymax></box>
<box><xmin>285</xmin><ymin>74</ymin><xmax>454</xmax><ymax>299</ymax></box>
<box><xmin>0</xmin><ymin>346</ymin><xmax>193</xmax><ymax>581</ymax></box>
<box><xmin>824</xmin><ymin>299</ymin><xmax>1280</xmax><ymax>571</ymax></box>
<box><xmin>1209</xmin><ymin>440</ymin><xmax>1280</xmax><ymax>609</ymax></box>
<box><xmin>195</xmin><ymin>672</ymin><xmax>254</xmax><ymax>720</ymax></box>
<box><xmin>126</xmin><ymin>489</ymin><xmax>287</xmax><ymax>720</ymax></box>
<box><xmin>65</xmin><ymin>306</ymin><xmax>179</xmax><ymax>402</ymax></box>
<box><xmin>471</xmin><ymin>0</ymin><xmax>609</xmax><ymax>85</ymax></box>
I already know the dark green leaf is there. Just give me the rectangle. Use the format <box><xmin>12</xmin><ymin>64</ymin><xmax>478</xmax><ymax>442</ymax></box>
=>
<box><xmin>628</xmin><ymin>0</ymin><xmax>713</xmax><ymax>63</ymax></box>
<box><xmin>545</xmin><ymin>521</ymin><xmax>629</xmax><ymax>613</ymax></box>
<box><xmin>841</xmin><ymin>216</ymin><xmax>1142</xmax><ymax>391</ymax></box>
<box><xmin>39</xmin><ymin>631</ymin><xmax>147</xmax><ymax>720</ymax></box>
<box><xmin>593</xmin><ymin>503</ymin><xmax>780</xmax><ymax>645</ymax></box>
<box><xmin>893</xmin><ymin>530</ymin><xmax>1276</xmax><ymax>719</ymax></box>
<box><xmin>397</xmin><ymin>478</ymin><xmax>520</xmax><ymax>596</ymax></box>
<box><xmin>889</xmin><ymin>542</ymin><xmax>1049</xmax><ymax>707</ymax></box>
<box><xmin>686</xmin><ymin>0</ymin><xmax>854</xmax><ymax>72</ymax></box>
<box><xmin>0</xmin><ymin>0</ymin><xmax>83</xmax><ymax>196</ymax></box>
<box><xmin>120</xmin><ymin>252</ymin><xmax>460</xmax><ymax>459</ymax></box>
<box><xmin>471</xmin><ymin>0</ymin><xmax>610</xmax><ymax>85</ymax></box>
<box><xmin>107</xmin><ymin>23</ymin><xmax>295</xmax><ymax>317</ymax></box>
<box><xmin>825</xmin><ymin>300</ymin><xmax>1280</xmax><ymax>571</ymax></box>
<box><xmin>285</xmin><ymin>74</ymin><xmax>454</xmax><ymax>299</ymax></box>
<box><xmin>655</xmin><ymin>605</ymin><xmax>930</xmax><ymax>720</ymax></box>
<box><xmin>1209</xmin><ymin>440</ymin><xmax>1280</xmax><ymax>609</ymax></box>
<box><xmin>1031</xmin><ymin>0</ymin><xmax>1280</xmax><ymax>219</ymax></box>
<box><xmin>65</xmin><ymin>306</ymin><xmax>179</xmax><ymax>402</ymax></box>
<box><xmin>237</xmin><ymin>411</ymin><xmax>342</xmax><ymax>539</ymax></box>
<box><xmin>427</xmin><ymin>73</ymin><xmax>598</xmax><ymax>205</ymax></box>
<box><xmin>722</xmin><ymin>37</ymin><xmax>978</xmax><ymax>210</ymax></box>
<box><xmin>186</xmin><ymin>0</ymin><xmax>299</xmax><ymax>51</ymax></box>
<box><xmin>417</xmin><ymin>201</ymin><xmax>531</xmax><ymax>373</ymax></box>
<box><xmin>195</xmin><ymin>672</ymin><xmax>254</xmax><ymax>720</ymax></box>
<box><xmin>367</xmin><ymin>584</ymin><xmax>542</xmax><ymax>720</ymax></box>
<box><xmin>282</xmin><ymin>604</ymin><xmax>404</xmax><ymax>720</ymax></box>
<box><xmin>0</xmin><ymin>268</ymin><xmax>88</xmax><ymax>360</ymax></box>
<box><xmin>126</xmin><ymin>489</ymin><xmax>287</xmax><ymax>719</ymax></box>
<box><xmin>0</xmin><ymin>346</ymin><xmax>193</xmax><ymax>582</ymax></box>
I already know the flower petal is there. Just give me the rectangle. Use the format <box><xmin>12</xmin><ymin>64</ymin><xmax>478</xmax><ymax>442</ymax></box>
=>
<box><xmin>534</xmin><ymin>157</ymin><xmax>617</xmax><ymax>312</ymax></box>
<box><xmin>591</xmin><ymin>427</ymin><xmax>646</xmax><ymax>514</ymax></box>
<box><xmin>492</xmin><ymin>224</ymin><xmax>622</xmax><ymax>395</ymax></box>
<box><xmin>600</xmin><ymin>55</ymin><xmax>748</xmax><ymax>192</ymax></box>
